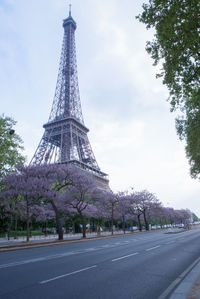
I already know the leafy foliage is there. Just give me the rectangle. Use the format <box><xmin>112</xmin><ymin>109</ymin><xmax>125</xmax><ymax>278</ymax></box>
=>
<box><xmin>0</xmin><ymin>164</ymin><xmax>99</xmax><ymax>240</ymax></box>
<box><xmin>137</xmin><ymin>0</ymin><xmax>200</xmax><ymax>178</ymax></box>
<box><xmin>0</xmin><ymin>115</ymin><xmax>25</xmax><ymax>180</ymax></box>
<box><xmin>176</xmin><ymin>89</ymin><xmax>200</xmax><ymax>178</ymax></box>
<box><xmin>0</xmin><ymin>163</ymin><xmax>195</xmax><ymax>239</ymax></box>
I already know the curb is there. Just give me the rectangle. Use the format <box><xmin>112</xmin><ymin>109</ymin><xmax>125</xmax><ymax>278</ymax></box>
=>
<box><xmin>0</xmin><ymin>228</ymin><xmax>190</xmax><ymax>252</ymax></box>
<box><xmin>170</xmin><ymin>259</ymin><xmax>200</xmax><ymax>299</ymax></box>
<box><xmin>158</xmin><ymin>256</ymin><xmax>200</xmax><ymax>299</ymax></box>
<box><xmin>0</xmin><ymin>232</ymin><xmax>137</xmax><ymax>252</ymax></box>
<box><xmin>0</xmin><ymin>228</ymin><xmax>166</xmax><ymax>252</ymax></box>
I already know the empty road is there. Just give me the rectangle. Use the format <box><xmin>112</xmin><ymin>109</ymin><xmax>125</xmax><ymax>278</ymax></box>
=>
<box><xmin>0</xmin><ymin>229</ymin><xmax>200</xmax><ymax>299</ymax></box>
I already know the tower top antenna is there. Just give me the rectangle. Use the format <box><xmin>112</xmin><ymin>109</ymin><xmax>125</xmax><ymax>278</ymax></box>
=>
<box><xmin>69</xmin><ymin>4</ymin><xmax>71</xmax><ymax>17</ymax></box>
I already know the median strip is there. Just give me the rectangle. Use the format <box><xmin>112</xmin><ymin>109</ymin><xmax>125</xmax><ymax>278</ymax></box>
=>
<box><xmin>40</xmin><ymin>265</ymin><xmax>97</xmax><ymax>284</ymax></box>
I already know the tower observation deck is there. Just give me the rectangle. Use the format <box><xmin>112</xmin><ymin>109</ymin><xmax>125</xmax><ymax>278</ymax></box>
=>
<box><xmin>30</xmin><ymin>8</ymin><xmax>109</xmax><ymax>188</ymax></box>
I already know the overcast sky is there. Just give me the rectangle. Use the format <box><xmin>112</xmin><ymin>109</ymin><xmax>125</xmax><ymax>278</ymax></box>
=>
<box><xmin>0</xmin><ymin>0</ymin><xmax>199</xmax><ymax>216</ymax></box>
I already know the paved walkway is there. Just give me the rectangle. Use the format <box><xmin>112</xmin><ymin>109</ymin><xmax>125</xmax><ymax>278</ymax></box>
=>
<box><xmin>187</xmin><ymin>273</ymin><xmax>200</xmax><ymax>299</ymax></box>
<box><xmin>170</xmin><ymin>260</ymin><xmax>200</xmax><ymax>299</ymax></box>
<box><xmin>0</xmin><ymin>230</ymin><xmax>127</xmax><ymax>247</ymax></box>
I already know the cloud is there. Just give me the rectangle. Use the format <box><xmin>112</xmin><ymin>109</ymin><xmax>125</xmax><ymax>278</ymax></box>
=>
<box><xmin>0</xmin><ymin>0</ymin><xmax>199</xmax><ymax>216</ymax></box>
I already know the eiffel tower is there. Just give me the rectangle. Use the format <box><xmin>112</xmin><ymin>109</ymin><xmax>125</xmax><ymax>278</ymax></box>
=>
<box><xmin>31</xmin><ymin>7</ymin><xmax>109</xmax><ymax>188</ymax></box>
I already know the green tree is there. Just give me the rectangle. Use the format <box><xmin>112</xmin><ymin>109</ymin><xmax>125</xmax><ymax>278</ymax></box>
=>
<box><xmin>192</xmin><ymin>212</ymin><xmax>199</xmax><ymax>222</ymax></box>
<box><xmin>137</xmin><ymin>0</ymin><xmax>200</xmax><ymax>178</ymax></box>
<box><xmin>0</xmin><ymin>115</ymin><xmax>25</xmax><ymax>181</ymax></box>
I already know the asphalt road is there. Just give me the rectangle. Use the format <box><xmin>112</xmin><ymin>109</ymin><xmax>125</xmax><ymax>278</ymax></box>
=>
<box><xmin>0</xmin><ymin>229</ymin><xmax>200</xmax><ymax>299</ymax></box>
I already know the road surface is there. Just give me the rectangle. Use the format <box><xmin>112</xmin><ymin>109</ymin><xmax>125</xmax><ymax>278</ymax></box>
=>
<box><xmin>0</xmin><ymin>229</ymin><xmax>200</xmax><ymax>298</ymax></box>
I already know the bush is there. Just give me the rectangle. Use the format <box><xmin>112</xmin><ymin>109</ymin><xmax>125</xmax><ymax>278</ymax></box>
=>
<box><xmin>0</xmin><ymin>230</ymin><xmax>44</xmax><ymax>238</ymax></box>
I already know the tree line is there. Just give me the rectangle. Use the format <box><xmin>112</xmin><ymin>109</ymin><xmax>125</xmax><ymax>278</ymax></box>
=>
<box><xmin>1</xmin><ymin>1</ymin><xmax>199</xmax><ymax>241</ymax></box>
<box><xmin>0</xmin><ymin>163</ymin><xmax>193</xmax><ymax>242</ymax></box>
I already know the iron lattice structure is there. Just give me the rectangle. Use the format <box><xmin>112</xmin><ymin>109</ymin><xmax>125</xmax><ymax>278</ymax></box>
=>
<box><xmin>31</xmin><ymin>10</ymin><xmax>109</xmax><ymax>186</ymax></box>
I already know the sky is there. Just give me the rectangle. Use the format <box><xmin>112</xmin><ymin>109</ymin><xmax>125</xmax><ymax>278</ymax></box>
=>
<box><xmin>0</xmin><ymin>0</ymin><xmax>199</xmax><ymax>216</ymax></box>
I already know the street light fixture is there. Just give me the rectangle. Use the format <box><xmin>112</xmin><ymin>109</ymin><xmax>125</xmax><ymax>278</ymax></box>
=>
<box><xmin>9</xmin><ymin>129</ymin><xmax>15</xmax><ymax>135</ymax></box>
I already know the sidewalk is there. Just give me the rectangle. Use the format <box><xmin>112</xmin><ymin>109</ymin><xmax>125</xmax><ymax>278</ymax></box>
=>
<box><xmin>0</xmin><ymin>227</ymin><xmax>187</xmax><ymax>250</ymax></box>
<box><xmin>0</xmin><ymin>226</ymin><xmax>189</xmax><ymax>247</ymax></box>
<box><xmin>187</xmin><ymin>272</ymin><xmax>200</xmax><ymax>299</ymax></box>
<box><xmin>0</xmin><ymin>230</ymin><xmax>131</xmax><ymax>249</ymax></box>
<box><xmin>169</xmin><ymin>259</ymin><xmax>200</xmax><ymax>299</ymax></box>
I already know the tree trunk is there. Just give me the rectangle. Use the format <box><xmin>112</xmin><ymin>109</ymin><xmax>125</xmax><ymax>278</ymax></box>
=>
<box><xmin>7</xmin><ymin>214</ymin><xmax>13</xmax><ymax>240</ymax></box>
<box><xmin>14</xmin><ymin>214</ymin><xmax>18</xmax><ymax>239</ymax></box>
<box><xmin>111</xmin><ymin>219</ymin><xmax>114</xmax><ymax>235</ymax></box>
<box><xmin>91</xmin><ymin>218</ymin><xmax>95</xmax><ymax>232</ymax></box>
<box><xmin>143</xmin><ymin>211</ymin><xmax>149</xmax><ymax>231</ymax></box>
<box><xmin>26</xmin><ymin>199</ymin><xmax>30</xmax><ymax>242</ymax></box>
<box><xmin>137</xmin><ymin>214</ymin><xmax>142</xmax><ymax>231</ymax></box>
<box><xmin>81</xmin><ymin>213</ymin><xmax>86</xmax><ymax>238</ymax></box>
<box><xmin>97</xmin><ymin>219</ymin><xmax>101</xmax><ymax>236</ymax></box>
<box><xmin>51</xmin><ymin>201</ymin><xmax>63</xmax><ymax>240</ymax></box>
<box><xmin>44</xmin><ymin>220</ymin><xmax>47</xmax><ymax>236</ymax></box>
<box><xmin>57</xmin><ymin>221</ymin><xmax>63</xmax><ymax>240</ymax></box>
<box><xmin>55</xmin><ymin>212</ymin><xmax>63</xmax><ymax>240</ymax></box>
<box><xmin>122</xmin><ymin>216</ymin><xmax>126</xmax><ymax>234</ymax></box>
<box><xmin>111</xmin><ymin>207</ymin><xmax>114</xmax><ymax>235</ymax></box>
<box><xmin>72</xmin><ymin>221</ymin><xmax>75</xmax><ymax>234</ymax></box>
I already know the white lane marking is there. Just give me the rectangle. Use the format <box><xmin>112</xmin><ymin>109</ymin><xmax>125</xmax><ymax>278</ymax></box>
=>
<box><xmin>0</xmin><ymin>258</ymin><xmax>46</xmax><ymax>269</ymax></box>
<box><xmin>112</xmin><ymin>252</ymin><xmax>138</xmax><ymax>262</ymax></box>
<box><xmin>0</xmin><ymin>244</ymin><xmax>118</xmax><ymax>269</ymax></box>
<box><xmin>84</xmin><ymin>248</ymin><xmax>95</xmax><ymax>251</ymax></box>
<box><xmin>0</xmin><ymin>252</ymin><xmax>77</xmax><ymax>269</ymax></box>
<box><xmin>40</xmin><ymin>265</ymin><xmax>97</xmax><ymax>284</ymax></box>
<box><xmin>146</xmin><ymin>245</ymin><xmax>160</xmax><ymax>251</ymax></box>
<box><xmin>165</xmin><ymin>241</ymin><xmax>175</xmax><ymax>245</ymax></box>
<box><xmin>0</xmin><ymin>242</ymin><xmax>129</xmax><ymax>269</ymax></box>
<box><xmin>101</xmin><ymin>244</ymin><xmax>112</xmax><ymax>248</ymax></box>
<box><xmin>0</xmin><ymin>237</ymin><xmax>166</xmax><ymax>270</ymax></box>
